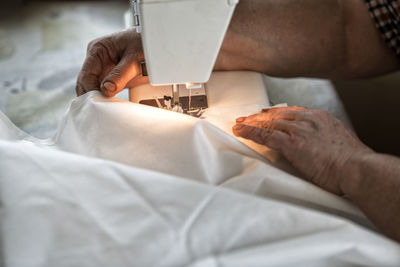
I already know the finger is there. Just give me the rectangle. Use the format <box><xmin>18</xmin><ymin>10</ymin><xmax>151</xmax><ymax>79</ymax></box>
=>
<box><xmin>100</xmin><ymin>53</ymin><xmax>141</xmax><ymax>97</ymax></box>
<box><xmin>243</xmin><ymin>119</ymin><xmax>300</xmax><ymax>135</ymax></box>
<box><xmin>76</xmin><ymin>48</ymin><xmax>117</xmax><ymax>96</ymax></box>
<box><xmin>75</xmin><ymin>53</ymin><xmax>104</xmax><ymax>96</ymax></box>
<box><xmin>262</xmin><ymin>106</ymin><xmax>307</xmax><ymax>113</ymax></box>
<box><xmin>238</xmin><ymin>110</ymin><xmax>305</xmax><ymax>124</ymax></box>
<box><xmin>236</xmin><ymin>117</ymin><xmax>247</xmax><ymax>123</ymax></box>
<box><xmin>75</xmin><ymin>81</ymin><xmax>85</xmax><ymax>96</ymax></box>
<box><xmin>232</xmin><ymin>124</ymin><xmax>289</xmax><ymax>151</ymax></box>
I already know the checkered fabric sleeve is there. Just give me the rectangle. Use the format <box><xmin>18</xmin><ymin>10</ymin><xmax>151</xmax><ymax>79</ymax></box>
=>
<box><xmin>365</xmin><ymin>0</ymin><xmax>400</xmax><ymax>57</ymax></box>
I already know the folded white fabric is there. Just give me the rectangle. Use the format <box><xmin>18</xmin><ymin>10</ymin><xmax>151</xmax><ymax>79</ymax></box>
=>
<box><xmin>1</xmin><ymin>91</ymin><xmax>399</xmax><ymax>267</ymax></box>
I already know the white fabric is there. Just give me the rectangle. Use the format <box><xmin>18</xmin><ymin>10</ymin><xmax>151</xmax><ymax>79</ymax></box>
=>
<box><xmin>1</xmin><ymin>91</ymin><xmax>400</xmax><ymax>267</ymax></box>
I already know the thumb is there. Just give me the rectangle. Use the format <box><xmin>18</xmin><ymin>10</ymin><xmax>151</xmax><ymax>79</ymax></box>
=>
<box><xmin>100</xmin><ymin>54</ymin><xmax>140</xmax><ymax>97</ymax></box>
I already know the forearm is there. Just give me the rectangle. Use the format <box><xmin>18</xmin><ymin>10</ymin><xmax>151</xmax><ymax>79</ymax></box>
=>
<box><xmin>341</xmin><ymin>152</ymin><xmax>400</xmax><ymax>241</ymax></box>
<box><xmin>216</xmin><ymin>0</ymin><xmax>400</xmax><ymax>79</ymax></box>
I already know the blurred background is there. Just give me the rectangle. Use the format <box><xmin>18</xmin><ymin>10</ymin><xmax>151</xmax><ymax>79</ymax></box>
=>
<box><xmin>1</xmin><ymin>0</ymin><xmax>399</xmax><ymax>156</ymax></box>
<box><xmin>0</xmin><ymin>0</ymin><xmax>129</xmax><ymax>138</ymax></box>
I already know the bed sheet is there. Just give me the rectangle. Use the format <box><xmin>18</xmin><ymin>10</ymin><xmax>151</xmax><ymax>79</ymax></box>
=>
<box><xmin>0</xmin><ymin>92</ymin><xmax>399</xmax><ymax>267</ymax></box>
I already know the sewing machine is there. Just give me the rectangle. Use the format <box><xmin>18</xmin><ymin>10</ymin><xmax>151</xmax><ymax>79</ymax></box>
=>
<box><xmin>128</xmin><ymin>0</ymin><xmax>239</xmax><ymax>116</ymax></box>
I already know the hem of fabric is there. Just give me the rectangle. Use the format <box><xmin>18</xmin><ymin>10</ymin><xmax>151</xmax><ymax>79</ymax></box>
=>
<box><xmin>0</xmin><ymin>91</ymin><xmax>98</xmax><ymax>145</ymax></box>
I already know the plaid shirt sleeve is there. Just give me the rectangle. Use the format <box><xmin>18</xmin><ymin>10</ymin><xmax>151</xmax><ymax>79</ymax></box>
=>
<box><xmin>365</xmin><ymin>0</ymin><xmax>400</xmax><ymax>57</ymax></box>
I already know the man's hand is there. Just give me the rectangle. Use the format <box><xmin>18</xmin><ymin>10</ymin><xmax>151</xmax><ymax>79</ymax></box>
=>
<box><xmin>76</xmin><ymin>29</ymin><xmax>148</xmax><ymax>97</ymax></box>
<box><xmin>232</xmin><ymin>107</ymin><xmax>372</xmax><ymax>195</ymax></box>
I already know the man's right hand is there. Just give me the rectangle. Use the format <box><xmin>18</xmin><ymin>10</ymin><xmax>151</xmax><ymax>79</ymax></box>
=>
<box><xmin>75</xmin><ymin>29</ymin><xmax>148</xmax><ymax>97</ymax></box>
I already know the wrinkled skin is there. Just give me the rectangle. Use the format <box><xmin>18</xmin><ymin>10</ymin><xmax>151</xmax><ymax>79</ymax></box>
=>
<box><xmin>233</xmin><ymin>106</ymin><xmax>373</xmax><ymax>195</ymax></box>
<box><xmin>75</xmin><ymin>29</ymin><xmax>148</xmax><ymax>97</ymax></box>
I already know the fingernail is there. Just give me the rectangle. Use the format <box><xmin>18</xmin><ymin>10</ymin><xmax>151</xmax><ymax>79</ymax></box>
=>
<box><xmin>103</xmin><ymin>82</ymin><xmax>116</xmax><ymax>92</ymax></box>
<box><xmin>233</xmin><ymin>124</ymin><xmax>245</xmax><ymax>131</ymax></box>
<box><xmin>236</xmin><ymin>117</ymin><xmax>246</xmax><ymax>123</ymax></box>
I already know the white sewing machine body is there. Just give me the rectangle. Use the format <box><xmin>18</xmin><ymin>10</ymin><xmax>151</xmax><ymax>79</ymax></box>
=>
<box><xmin>129</xmin><ymin>0</ymin><xmax>240</xmax><ymax>113</ymax></box>
<box><xmin>135</xmin><ymin>0</ymin><xmax>239</xmax><ymax>85</ymax></box>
